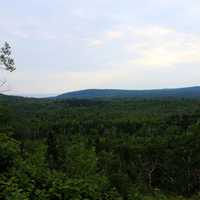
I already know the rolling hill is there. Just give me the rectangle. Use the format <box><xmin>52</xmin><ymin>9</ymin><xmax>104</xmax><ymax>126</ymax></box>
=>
<box><xmin>55</xmin><ymin>86</ymin><xmax>200</xmax><ymax>99</ymax></box>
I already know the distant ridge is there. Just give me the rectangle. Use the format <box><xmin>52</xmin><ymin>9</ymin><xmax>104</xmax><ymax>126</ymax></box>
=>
<box><xmin>55</xmin><ymin>86</ymin><xmax>200</xmax><ymax>99</ymax></box>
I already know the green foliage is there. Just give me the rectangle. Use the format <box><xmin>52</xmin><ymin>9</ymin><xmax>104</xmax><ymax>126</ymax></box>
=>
<box><xmin>65</xmin><ymin>137</ymin><xmax>97</xmax><ymax>178</ymax></box>
<box><xmin>48</xmin><ymin>177</ymin><xmax>102</xmax><ymax>200</ymax></box>
<box><xmin>0</xmin><ymin>133</ymin><xmax>19</xmax><ymax>172</ymax></box>
<box><xmin>0</xmin><ymin>176</ymin><xmax>29</xmax><ymax>200</ymax></box>
<box><xmin>1</xmin><ymin>97</ymin><xmax>200</xmax><ymax>199</ymax></box>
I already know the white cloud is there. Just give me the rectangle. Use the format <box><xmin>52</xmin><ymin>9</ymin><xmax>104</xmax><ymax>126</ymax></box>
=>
<box><xmin>130</xmin><ymin>26</ymin><xmax>200</xmax><ymax>67</ymax></box>
<box><xmin>106</xmin><ymin>31</ymin><xmax>124</xmax><ymax>39</ymax></box>
<box><xmin>92</xmin><ymin>25</ymin><xmax>200</xmax><ymax>68</ymax></box>
<box><xmin>88</xmin><ymin>39</ymin><xmax>104</xmax><ymax>48</ymax></box>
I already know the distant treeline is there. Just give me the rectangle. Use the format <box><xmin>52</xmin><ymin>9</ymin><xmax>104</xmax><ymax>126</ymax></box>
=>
<box><xmin>55</xmin><ymin>87</ymin><xmax>200</xmax><ymax>99</ymax></box>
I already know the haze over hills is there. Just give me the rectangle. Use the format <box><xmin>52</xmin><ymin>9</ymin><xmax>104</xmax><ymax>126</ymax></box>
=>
<box><xmin>55</xmin><ymin>86</ymin><xmax>200</xmax><ymax>99</ymax></box>
<box><xmin>2</xmin><ymin>86</ymin><xmax>200</xmax><ymax>99</ymax></box>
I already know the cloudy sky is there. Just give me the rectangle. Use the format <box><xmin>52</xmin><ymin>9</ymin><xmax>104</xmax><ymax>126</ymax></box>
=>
<box><xmin>1</xmin><ymin>0</ymin><xmax>200</xmax><ymax>96</ymax></box>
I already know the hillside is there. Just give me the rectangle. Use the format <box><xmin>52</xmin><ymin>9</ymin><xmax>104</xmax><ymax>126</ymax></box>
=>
<box><xmin>55</xmin><ymin>86</ymin><xmax>200</xmax><ymax>99</ymax></box>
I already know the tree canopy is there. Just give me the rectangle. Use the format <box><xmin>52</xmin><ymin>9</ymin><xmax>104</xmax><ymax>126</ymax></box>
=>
<box><xmin>0</xmin><ymin>96</ymin><xmax>200</xmax><ymax>199</ymax></box>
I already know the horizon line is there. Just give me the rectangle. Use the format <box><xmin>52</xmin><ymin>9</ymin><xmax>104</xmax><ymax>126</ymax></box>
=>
<box><xmin>2</xmin><ymin>85</ymin><xmax>200</xmax><ymax>98</ymax></box>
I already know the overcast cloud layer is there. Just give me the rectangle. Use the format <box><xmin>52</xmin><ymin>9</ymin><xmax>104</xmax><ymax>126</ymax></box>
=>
<box><xmin>1</xmin><ymin>0</ymin><xmax>200</xmax><ymax>96</ymax></box>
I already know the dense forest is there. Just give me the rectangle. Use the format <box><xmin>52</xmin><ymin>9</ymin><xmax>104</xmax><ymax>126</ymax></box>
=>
<box><xmin>1</xmin><ymin>95</ymin><xmax>200</xmax><ymax>199</ymax></box>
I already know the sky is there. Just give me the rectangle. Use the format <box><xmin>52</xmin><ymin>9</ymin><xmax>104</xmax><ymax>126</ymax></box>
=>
<box><xmin>1</xmin><ymin>0</ymin><xmax>200</xmax><ymax>96</ymax></box>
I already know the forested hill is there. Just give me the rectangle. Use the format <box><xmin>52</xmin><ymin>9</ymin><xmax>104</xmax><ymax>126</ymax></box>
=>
<box><xmin>1</xmin><ymin>93</ymin><xmax>200</xmax><ymax>199</ymax></box>
<box><xmin>55</xmin><ymin>86</ymin><xmax>200</xmax><ymax>99</ymax></box>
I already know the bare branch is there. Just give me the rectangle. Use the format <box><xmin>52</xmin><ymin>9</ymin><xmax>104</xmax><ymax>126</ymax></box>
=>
<box><xmin>0</xmin><ymin>80</ymin><xmax>7</xmax><ymax>88</ymax></box>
